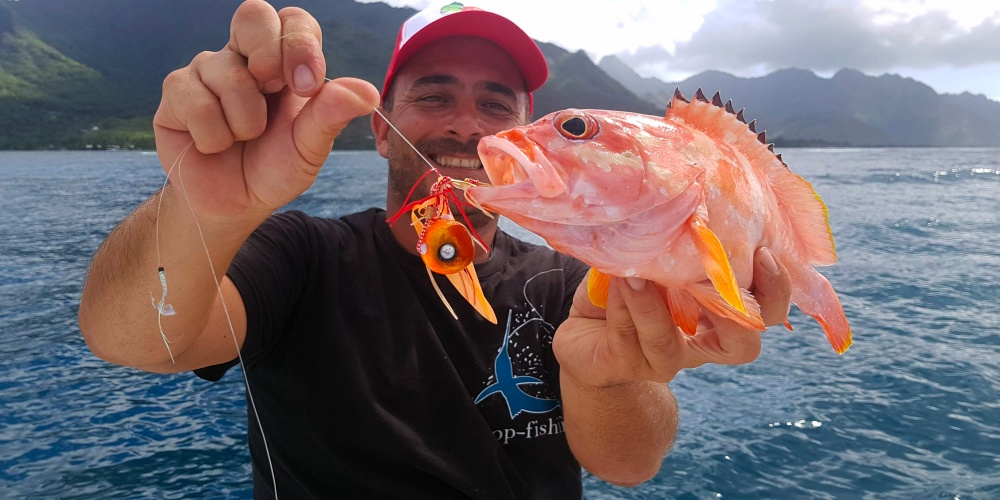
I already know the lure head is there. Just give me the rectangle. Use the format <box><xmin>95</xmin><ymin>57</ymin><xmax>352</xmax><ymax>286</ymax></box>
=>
<box><xmin>418</xmin><ymin>218</ymin><xmax>475</xmax><ymax>274</ymax></box>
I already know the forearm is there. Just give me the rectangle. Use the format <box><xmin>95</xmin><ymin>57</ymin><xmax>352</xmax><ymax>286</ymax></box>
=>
<box><xmin>78</xmin><ymin>184</ymin><xmax>261</xmax><ymax>370</ymax></box>
<box><xmin>560</xmin><ymin>369</ymin><xmax>677</xmax><ymax>487</ymax></box>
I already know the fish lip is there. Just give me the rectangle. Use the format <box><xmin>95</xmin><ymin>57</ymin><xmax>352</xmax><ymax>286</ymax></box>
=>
<box><xmin>478</xmin><ymin>136</ymin><xmax>567</xmax><ymax>198</ymax></box>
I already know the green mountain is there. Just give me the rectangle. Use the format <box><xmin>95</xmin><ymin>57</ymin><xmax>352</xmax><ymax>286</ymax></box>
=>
<box><xmin>533</xmin><ymin>43</ymin><xmax>661</xmax><ymax>117</ymax></box>
<box><xmin>0</xmin><ymin>0</ymin><xmax>656</xmax><ymax>150</ymax></box>
<box><xmin>11</xmin><ymin>1</ymin><xmax>990</xmax><ymax>149</ymax></box>
<box><xmin>598</xmin><ymin>55</ymin><xmax>1000</xmax><ymax>147</ymax></box>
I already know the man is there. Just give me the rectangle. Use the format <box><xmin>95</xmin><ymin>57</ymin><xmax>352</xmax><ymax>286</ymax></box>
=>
<box><xmin>79</xmin><ymin>1</ymin><xmax>791</xmax><ymax>498</ymax></box>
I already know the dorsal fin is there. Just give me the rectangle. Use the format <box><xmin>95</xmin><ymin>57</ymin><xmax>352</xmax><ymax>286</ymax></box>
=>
<box><xmin>665</xmin><ymin>90</ymin><xmax>837</xmax><ymax>265</ymax></box>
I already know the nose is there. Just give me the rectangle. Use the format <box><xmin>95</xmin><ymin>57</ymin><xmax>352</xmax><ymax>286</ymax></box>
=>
<box><xmin>446</xmin><ymin>100</ymin><xmax>486</xmax><ymax>142</ymax></box>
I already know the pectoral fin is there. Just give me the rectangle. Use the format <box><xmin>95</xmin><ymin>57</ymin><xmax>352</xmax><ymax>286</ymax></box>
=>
<box><xmin>587</xmin><ymin>268</ymin><xmax>611</xmax><ymax>309</ymax></box>
<box><xmin>690</xmin><ymin>215</ymin><xmax>747</xmax><ymax>316</ymax></box>
<box><xmin>687</xmin><ymin>282</ymin><xmax>765</xmax><ymax>331</ymax></box>
<box><xmin>665</xmin><ymin>288</ymin><xmax>700</xmax><ymax>336</ymax></box>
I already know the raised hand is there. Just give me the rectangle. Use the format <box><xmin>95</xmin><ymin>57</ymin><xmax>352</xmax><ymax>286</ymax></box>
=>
<box><xmin>153</xmin><ymin>0</ymin><xmax>379</xmax><ymax>223</ymax></box>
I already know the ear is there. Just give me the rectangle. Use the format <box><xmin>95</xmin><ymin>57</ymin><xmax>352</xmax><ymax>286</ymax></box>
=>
<box><xmin>371</xmin><ymin>111</ymin><xmax>391</xmax><ymax>159</ymax></box>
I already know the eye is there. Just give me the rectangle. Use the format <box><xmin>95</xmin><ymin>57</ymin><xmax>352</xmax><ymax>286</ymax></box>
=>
<box><xmin>555</xmin><ymin>112</ymin><xmax>598</xmax><ymax>140</ymax></box>
<box><xmin>484</xmin><ymin>101</ymin><xmax>513</xmax><ymax>114</ymax></box>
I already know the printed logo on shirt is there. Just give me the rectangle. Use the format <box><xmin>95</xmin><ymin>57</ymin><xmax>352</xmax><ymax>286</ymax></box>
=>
<box><xmin>492</xmin><ymin>415</ymin><xmax>565</xmax><ymax>445</ymax></box>
<box><xmin>474</xmin><ymin>309</ymin><xmax>560</xmax><ymax>419</ymax></box>
<box><xmin>474</xmin><ymin>269</ymin><xmax>565</xmax><ymax>438</ymax></box>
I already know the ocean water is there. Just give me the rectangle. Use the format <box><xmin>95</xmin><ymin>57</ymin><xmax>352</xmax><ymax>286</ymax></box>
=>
<box><xmin>1</xmin><ymin>148</ymin><xmax>998</xmax><ymax>499</ymax></box>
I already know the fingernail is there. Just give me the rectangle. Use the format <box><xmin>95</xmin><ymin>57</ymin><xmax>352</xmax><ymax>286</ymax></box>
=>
<box><xmin>759</xmin><ymin>247</ymin><xmax>779</xmax><ymax>275</ymax></box>
<box><xmin>625</xmin><ymin>277</ymin><xmax>647</xmax><ymax>291</ymax></box>
<box><xmin>293</xmin><ymin>64</ymin><xmax>315</xmax><ymax>93</ymax></box>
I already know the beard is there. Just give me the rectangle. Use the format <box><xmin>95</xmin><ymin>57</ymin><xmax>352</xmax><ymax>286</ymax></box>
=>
<box><xmin>386</xmin><ymin>135</ymin><xmax>495</xmax><ymax>228</ymax></box>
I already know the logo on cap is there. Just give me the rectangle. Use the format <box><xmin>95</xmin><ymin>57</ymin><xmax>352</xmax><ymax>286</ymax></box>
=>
<box><xmin>441</xmin><ymin>2</ymin><xmax>463</xmax><ymax>14</ymax></box>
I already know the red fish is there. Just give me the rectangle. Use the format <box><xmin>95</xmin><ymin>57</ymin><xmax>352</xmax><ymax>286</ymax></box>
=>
<box><xmin>467</xmin><ymin>89</ymin><xmax>852</xmax><ymax>354</ymax></box>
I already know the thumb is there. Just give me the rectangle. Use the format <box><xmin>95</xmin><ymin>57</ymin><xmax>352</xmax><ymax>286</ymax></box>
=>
<box><xmin>293</xmin><ymin>77</ymin><xmax>380</xmax><ymax>166</ymax></box>
<box><xmin>751</xmin><ymin>247</ymin><xmax>792</xmax><ymax>327</ymax></box>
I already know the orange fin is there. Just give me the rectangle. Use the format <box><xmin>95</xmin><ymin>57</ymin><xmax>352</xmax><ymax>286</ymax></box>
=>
<box><xmin>587</xmin><ymin>268</ymin><xmax>611</xmax><ymax>309</ymax></box>
<box><xmin>789</xmin><ymin>266</ymin><xmax>852</xmax><ymax>354</ymax></box>
<box><xmin>667</xmin><ymin>88</ymin><xmax>835</xmax><ymax>265</ymax></box>
<box><xmin>665</xmin><ymin>288</ymin><xmax>699</xmax><ymax>336</ymax></box>
<box><xmin>784</xmin><ymin>320</ymin><xmax>794</xmax><ymax>331</ymax></box>
<box><xmin>445</xmin><ymin>265</ymin><xmax>497</xmax><ymax>324</ymax></box>
<box><xmin>767</xmin><ymin>170</ymin><xmax>836</xmax><ymax>266</ymax></box>
<box><xmin>687</xmin><ymin>282</ymin><xmax>765</xmax><ymax>331</ymax></box>
<box><xmin>690</xmin><ymin>215</ymin><xmax>747</xmax><ymax>316</ymax></box>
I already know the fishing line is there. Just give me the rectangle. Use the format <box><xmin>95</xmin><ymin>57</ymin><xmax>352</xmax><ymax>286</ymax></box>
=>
<box><xmin>319</xmin><ymin>76</ymin><xmax>441</xmax><ymax>176</ymax></box>
<box><xmin>372</xmin><ymin>106</ymin><xmax>442</xmax><ymax>176</ymax></box>
<box><xmin>152</xmin><ymin>79</ymin><xmax>464</xmax><ymax>499</ymax></box>
<box><xmin>150</xmin><ymin>143</ymin><xmax>192</xmax><ymax>364</ymax></box>
<box><xmin>153</xmin><ymin>140</ymin><xmax>279</xmax><ymax>499</ymax></box>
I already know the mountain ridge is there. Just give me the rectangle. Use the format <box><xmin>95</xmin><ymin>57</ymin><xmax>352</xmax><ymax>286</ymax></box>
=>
<box><xmin>1</xmin><ymin>1</ymin><xmax>997</xmax><ymax>149</ymax></box>
<box><xmin>598</xmin><ymin>55</ymin><xmax>1000</xmax><ymax>147</ymax></box>
<box><xmin>0</xmin><ymin>0</ymin><xmax>663</xmax><ymax>149</ymax></box>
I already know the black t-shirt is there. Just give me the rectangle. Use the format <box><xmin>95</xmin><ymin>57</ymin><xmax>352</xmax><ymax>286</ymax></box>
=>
<box><xmin>195</xmin><ymin>208</ymin><xmax>590</xmax><ymax>499</ymax></box>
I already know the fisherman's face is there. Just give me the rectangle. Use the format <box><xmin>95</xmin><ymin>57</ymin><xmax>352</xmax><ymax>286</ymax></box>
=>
<box><xmin>375</xmin><ymin>37</ymin><xmax>530</xmax><ymax>226</ymax></box>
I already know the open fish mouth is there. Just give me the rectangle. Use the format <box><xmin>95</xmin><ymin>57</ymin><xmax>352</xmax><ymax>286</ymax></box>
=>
<box><xmin>477</xmin><ymin>135</ymin><xmax>567</xmax><ymax>198</ymax></box>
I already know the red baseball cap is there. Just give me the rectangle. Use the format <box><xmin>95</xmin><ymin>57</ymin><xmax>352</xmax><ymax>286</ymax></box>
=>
<box><xmin>382</xmin><ymin>2</ymin><xmax>548</xmax><ymax>111</ymax></box>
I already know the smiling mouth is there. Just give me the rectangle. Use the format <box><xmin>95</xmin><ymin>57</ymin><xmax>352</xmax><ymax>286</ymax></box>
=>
<box><xmin>431</xmin><ymin>154</ymin><xmax>482</xmax><ymax>170</ymax></box>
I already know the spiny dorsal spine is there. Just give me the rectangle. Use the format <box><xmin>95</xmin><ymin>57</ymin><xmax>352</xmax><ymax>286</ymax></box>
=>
<box><xmin>669</xmin><ymin>87</ymin><xmax>787</xmax><ymax>168</ymax></box>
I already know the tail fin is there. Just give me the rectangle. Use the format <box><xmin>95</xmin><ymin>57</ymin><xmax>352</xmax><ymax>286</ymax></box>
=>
<box><xmin>791</xmin><ymin>267</ymin><xmax>852</xmax><ymax>354</ymax></box>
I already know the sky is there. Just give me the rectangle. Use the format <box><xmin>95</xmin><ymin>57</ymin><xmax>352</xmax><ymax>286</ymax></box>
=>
<box><xmin>358</xmin><ymin>0</ymin><xmax>1000</xmax><ymax>101</ymax></box>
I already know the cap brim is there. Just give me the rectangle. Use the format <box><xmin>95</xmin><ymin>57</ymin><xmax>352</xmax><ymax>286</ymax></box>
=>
<box><xmin>383</xmin><ymin>9</ymin><xmax>548</xmax><ymax>97</ymax></box>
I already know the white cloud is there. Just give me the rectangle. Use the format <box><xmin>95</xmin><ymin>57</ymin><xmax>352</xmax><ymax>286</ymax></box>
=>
<box><xmin>355</xmin><ymin>0</ymin><xmax>1000</xmax><ymax>100</ymax></box>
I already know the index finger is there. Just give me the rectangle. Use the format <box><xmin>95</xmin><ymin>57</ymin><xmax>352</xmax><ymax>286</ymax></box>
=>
<box><xmin>277</xmin><ymin>7</ymin><xmax>325</xmax><ymax>96</ymax></box>
<box><xmin>227</xmin><ymin>0</ymin><xmax>283</xmax><ymax>87</ymax></box>
<box><xmin>610</xmin><ymin>278</ymin><xmax>686</xmax><ymax>378</ymax></box>
<box><xmin>568</xmin><ymin>270</ymin><xmax>608</xmax><ymax>320</ymax></box>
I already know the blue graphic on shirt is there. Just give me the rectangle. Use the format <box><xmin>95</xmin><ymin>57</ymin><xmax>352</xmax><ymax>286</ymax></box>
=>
<box><xmin>474</xmin><ymin>310</ymin><xmax>560</xmax><ymax>419</ymax></box>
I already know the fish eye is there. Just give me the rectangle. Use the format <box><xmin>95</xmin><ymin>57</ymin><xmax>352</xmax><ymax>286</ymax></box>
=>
<box><xmin>555</xmin><ymin>112</ymin><xmax>599</xmax><ymax>140</ymax></box>
<box><xmin>562</xmin><ymin>117</ymin><xmax>587</xmax><ymax>136</ymax></box>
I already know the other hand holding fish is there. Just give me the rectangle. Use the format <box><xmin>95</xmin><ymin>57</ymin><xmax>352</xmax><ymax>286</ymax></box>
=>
<box><xmin>553</xmin><ymin>247</ymin><xmax>791</xmax><ymax>386</ymax></box>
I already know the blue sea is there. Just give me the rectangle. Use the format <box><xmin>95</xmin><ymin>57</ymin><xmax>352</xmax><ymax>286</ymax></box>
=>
<box><xmin>1</xmin><ymin>148</ymin><xmax>998</xmax><ymax>499</ymax></box>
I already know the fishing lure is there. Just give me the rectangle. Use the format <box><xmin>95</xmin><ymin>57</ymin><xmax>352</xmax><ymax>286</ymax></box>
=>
<box><xmin>377</xmin><ymin>108</ymin><xmax>498</xmax><ymax>324</ymax></box>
